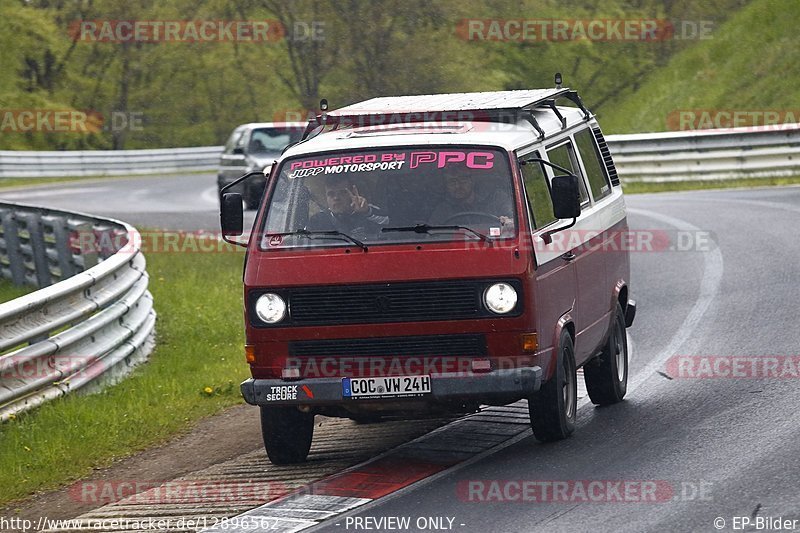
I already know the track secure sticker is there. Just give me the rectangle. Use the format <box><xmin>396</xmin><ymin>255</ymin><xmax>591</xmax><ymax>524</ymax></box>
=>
<box><xmin>264</xmin><ymin>385</ymin><xmax>297</xmax><ymax>401</ymax></box>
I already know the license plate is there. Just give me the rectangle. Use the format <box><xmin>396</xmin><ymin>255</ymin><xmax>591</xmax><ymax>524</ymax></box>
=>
<box><xmin>342</xmin><ymin>375</ymin><xmax>431</xmax><ymax>399</ymax></box>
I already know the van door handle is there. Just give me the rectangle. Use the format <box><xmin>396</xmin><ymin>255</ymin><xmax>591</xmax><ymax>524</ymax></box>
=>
<box><xmin>561</xmin><ymin>251</ymin><xmax>576</xmax><ymax>261</ymax></box>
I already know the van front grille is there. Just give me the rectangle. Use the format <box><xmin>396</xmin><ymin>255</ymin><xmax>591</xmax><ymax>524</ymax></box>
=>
<box><xmin>289</xmin><ymin>281</ymin><xmax>479</xmax><ymax>324</ymax></box>
<box><xmin>248</xmin><ymin>279</ymin><xmax>522</xmax><ymax>327</ymax></box>
<box><xmin>289</xmin><ymin>334</ymin><xmax>487</xmax><ymax>357</ymax></box>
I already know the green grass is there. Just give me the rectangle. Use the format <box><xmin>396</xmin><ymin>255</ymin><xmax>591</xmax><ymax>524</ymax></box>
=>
<box><xmin>600</xmin><ymin>0</ymin><xmax>800</xmax><ymax>133</ymax></box>
<box><xmin>0</xmin><ymin>177</ymin><xmax>93</xmax><ymax>190</ymax></box>
<box><xmin>0</xmin><ymin>280</ymin><xmax>32</xmax><ymax>304</ymax></box>
<box><xmin>622</xmin><ymin>175</ymin><xmax>800</xmax><ymax>194</ymax></box>
<box><xmin>0</xmin><ymin>247</ymin><xmax>248</xmax><ymax>506</ymax></box>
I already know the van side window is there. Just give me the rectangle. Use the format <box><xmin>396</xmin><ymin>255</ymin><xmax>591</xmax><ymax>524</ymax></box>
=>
<box><xmin>546</xmin><ymin>141</ymin><xmax>589</xmax><ymax>204</ymax></box>
<box><xmin>521</xmin><ymin>154</ymin><xmax>556</xmax><ymax>229</ymax></box>
<box><xmin>575</xmin><ymin>128</ymin><xmax>612</xmax><ymax>200</ymax></box>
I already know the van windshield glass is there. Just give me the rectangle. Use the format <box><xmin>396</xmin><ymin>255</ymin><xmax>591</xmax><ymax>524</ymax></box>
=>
<box><xmin>260</xmin><ymin>147</ymin><xmax>516</xmax><ymax>250</ymax></box>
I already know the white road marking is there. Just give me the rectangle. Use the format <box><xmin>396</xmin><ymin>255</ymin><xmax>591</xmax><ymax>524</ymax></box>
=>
<box><xmin>625</xmin><ymin>207</ymin><xmax>724</xmax><ymax>393</ymax></box>
<box><xmin>201</xmin><ymin>186</ymin><xmax>219</xmax><ymax>206</ymax></box>
<box><xmin>675</xmin><ymin>195</ymin><xmax>800</xmax><ymax>215</ymax></box>
<box><xmin>202</xmin><ymin>207</ymin><xmax>722</xmax><ymax>533</ymax></box>
<box><xmin>300</xmin><ymin>207</ymin><xmax>724</xmax><ymax>530</ymax></box>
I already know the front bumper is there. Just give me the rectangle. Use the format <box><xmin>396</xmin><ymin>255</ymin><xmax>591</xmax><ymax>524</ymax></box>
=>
<box><xmin>241</xmin><ymin>367</ymin><xmax>542</xmax><ymax>406</ymax></box>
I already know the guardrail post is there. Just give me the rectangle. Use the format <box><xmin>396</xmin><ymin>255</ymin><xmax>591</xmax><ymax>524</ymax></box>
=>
<box><xmin>0</xmin><ymin>210</ymin><xmax>26</xmax><ymax>286</ymax></box>
<box><xmin>0</xmin><ymin>201</ymin><xmax>157</xmax><ymax>421</ymax></box>
<box><xmin>69</xmin><ymin>220</ymin><xmax>98</xmax><ymax>271</ymax></box>
<box><xmin>20</xmin><ymin>212</ymin><xmax>52</xmax><ymax>288</ymax></box>
<box><xmin>94</xmin><ymin>225</ymin><xmax>119</xmax><ymax>259</ymax></box>
<box><xmin>46</xmin><ymin>215</ymin><xmax>77</xmax><ymax>281</ymax></box>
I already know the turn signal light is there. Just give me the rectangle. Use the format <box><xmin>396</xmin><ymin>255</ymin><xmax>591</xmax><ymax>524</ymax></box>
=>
<box><xmin>245</xmin><ymin>344</ymin><xmax>256</xmax><ymax>363</ymax></box>
<box><xmin>521</xmin><ymin>333</ymin><xmax>538</xmax><ymax>352</ymax></box>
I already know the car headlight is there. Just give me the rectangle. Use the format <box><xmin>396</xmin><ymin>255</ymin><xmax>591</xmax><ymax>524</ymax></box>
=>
<box><xmin>255</xmin><ymin>293</ymin><xmax>287</xmax><ymax>323</ymax></box>
<box><xmin>484</xmin><ymin>283</ymin><xmax>518</xmax><ymax>314</ymax></box>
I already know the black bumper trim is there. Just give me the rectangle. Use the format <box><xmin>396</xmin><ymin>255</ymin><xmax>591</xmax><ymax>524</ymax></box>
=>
<box><xmin>241</xmin><ymin>367</ymin><xmax>542</xmax><ymax>406</ymax></box>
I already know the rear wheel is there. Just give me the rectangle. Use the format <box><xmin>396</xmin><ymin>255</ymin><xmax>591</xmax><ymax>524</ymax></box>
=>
<box><xmin>260</xmin><ymin>406</ymin><xmax>314</xmax><ymax>464</ymax></box>
<box><xmin>529</xmin><ymin>330</ymin><xmax>577</xmax><ymax>442</ymax></box>
<box><xmin>584</xmin><ymin>303</ymin><xmax>628</xmax><ymax>405</ymax></box>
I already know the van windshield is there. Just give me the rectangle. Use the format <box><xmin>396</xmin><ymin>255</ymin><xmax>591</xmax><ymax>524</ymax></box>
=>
<box><xmin>259</xmin><ymin>147</ymin><xmax>516</xmax><ymax>250</ymax></box>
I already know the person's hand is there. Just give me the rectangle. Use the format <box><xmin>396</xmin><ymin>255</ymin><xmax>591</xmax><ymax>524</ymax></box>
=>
<box><xmin>499</xmin><ymin>215</ymin><xmax>513</xmax><ymax>226</ymax></box>
<box><xmin>350</xmin><ymin>185</ymin><xmax>370</xmax><ymax>214</ymax></box>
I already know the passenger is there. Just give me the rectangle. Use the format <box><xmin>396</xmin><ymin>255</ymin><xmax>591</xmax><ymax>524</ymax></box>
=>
<box><xmin>429</xmin><ymin>174</ymin><xmax>513</xmax><ymax>227</ymax></box>
<box><xmin>308</xmin><ymin>175</ymin><xmax>388</xmax><ymax>235</ymax></box>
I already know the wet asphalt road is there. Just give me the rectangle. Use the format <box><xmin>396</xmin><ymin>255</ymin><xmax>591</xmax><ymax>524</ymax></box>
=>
<box><xmin>314</xmin><ymin>187</ymin><xmax>800</xmax><ymax>533</ymax></box>
<box><xmin>0</xmin><ymin>173</ymin><xmax>242</xmax><ymax>231</ymax></box>
<box><xmin>3</xmin><ymin>177</ymin><xmax>800</xmax><ymax>532</ymax></box>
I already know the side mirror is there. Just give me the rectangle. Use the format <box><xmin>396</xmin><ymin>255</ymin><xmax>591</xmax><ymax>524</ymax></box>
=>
<box><xmin>232</xmin><ymin>146</ymin><xmax>245</xmax><ymax>155</ymax></box>
<box><xmin>220</xmin><ymin>193</ymin><xmax>244</xmax><ymax>237</ymax></box>
<box><xmin>550</xmin><ymin>175</ymin><xmax>581</xmax><ymax>219</ymax></box>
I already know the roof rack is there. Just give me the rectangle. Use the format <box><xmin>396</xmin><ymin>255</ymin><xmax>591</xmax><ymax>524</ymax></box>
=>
<box><xmin>300</xmin><ymin>88</ymin><xmax>591</xmax><ymax>142</ymax></box>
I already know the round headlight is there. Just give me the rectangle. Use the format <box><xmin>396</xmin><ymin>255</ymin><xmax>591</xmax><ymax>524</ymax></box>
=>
<box><xmin>484</xmin><ymin>283</ymin><xmax>518</xmax><ymax>314</ymax></box>
<box><xmin>255</xmin><ymin>293</ymin><xmax>286</xmax><ymax>323</ymax></box>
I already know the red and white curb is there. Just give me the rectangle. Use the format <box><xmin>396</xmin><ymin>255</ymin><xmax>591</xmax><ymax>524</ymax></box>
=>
<box><xmin>201</xmin><ymin>402</ymin><xmax>531</xmax><ymax>533</ymax></box>
<box><xmin>201</xmin><ymin>336</ymin><xmax>633</xmax><ymax>533</ymax></box>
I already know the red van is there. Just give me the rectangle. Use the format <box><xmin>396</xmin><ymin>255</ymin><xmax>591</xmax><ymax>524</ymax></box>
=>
<box><xmin>220</xmin><ymin>87</ymin><xmax>636</xmax><ymax>464</ymax></box>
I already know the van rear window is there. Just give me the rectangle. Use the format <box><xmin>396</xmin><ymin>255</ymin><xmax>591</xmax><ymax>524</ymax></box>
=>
<box><xmin>260</xmin><ymin>147</ymin><xmax>516</xmax><ymax>249</ymax></box>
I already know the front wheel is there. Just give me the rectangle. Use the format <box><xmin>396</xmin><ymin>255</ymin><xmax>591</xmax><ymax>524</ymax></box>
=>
<box><xmin>584</xmin><ymin>303</ymin><xmax>628</xmax><ymax>405</ymax></box>
<box><xmin>260</xmin><ymin>406</ymin><xmax>314</xmax><ymax>465</ymax></box>
<box><xmin>529</xmin><ymin>330</ymin><xmax>577</xmax><ymax>442</ymax></box>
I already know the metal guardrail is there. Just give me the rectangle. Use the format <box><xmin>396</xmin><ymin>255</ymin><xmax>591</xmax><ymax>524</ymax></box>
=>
<box><xmin>0</xmin><ymin>124</ymin><xmax>794</xmax><ymax>418</ymax></box>
<box><xmin>606</xmin><ymin>124</ymin><xmax>800</xmax><ymax>182</ymax></box>
<box><xmin>1</xmin><ymin>124</ymin><xmax>799</xmax><ymax>182</ymax></box>
<box><xmin>0</xmin><ymin>202</ymin><xmax>155</xmax><ymax>421</ymax></box>
<box><xmin>0</xmin><ymin>146</ymin><xmax>222</xmax><ymax>178</ymax></box>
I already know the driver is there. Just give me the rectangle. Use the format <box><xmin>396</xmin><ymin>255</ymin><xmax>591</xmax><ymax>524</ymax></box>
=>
<box><xmin>429</xmin><ymin>174</ymin><xmax>513</xmax><ymax>227</ymax></box>
<box><xmin>308</xmin><ymin>175</ymin><xmax>389</xmax><ymax>235</ymax></box>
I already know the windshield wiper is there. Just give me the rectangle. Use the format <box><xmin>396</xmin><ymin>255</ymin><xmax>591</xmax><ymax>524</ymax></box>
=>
<box><xmin>381</xmin><ymin>224</ymin><xmax>490</xmax><ymax>243</ymax></box>
<box><xmin>270</xmin><ymin>228</ymin><xmax>368</xmax><ymax>252</ymax></box>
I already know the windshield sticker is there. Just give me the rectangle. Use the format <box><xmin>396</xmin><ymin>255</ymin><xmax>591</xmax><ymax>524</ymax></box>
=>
<box><xmin>268</xmin><ymin>235</ymin><xmax>283</xmax><ymax>246</ymax></box>
<box><xmin>489</xmin><ymin>227</ymin><xmax>501</xmax><ymax>237</ymax></box>
<box><xmin>287</xmin><ymin>150</ymin><xmax>495</xmax><ymax>178</ymax></box>
<box><xmin>409</xmin><ymin>150</ymin><xmax>494</xmax><ymax>169</ymax></box>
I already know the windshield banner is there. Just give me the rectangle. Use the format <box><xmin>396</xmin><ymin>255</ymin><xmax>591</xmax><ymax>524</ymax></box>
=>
<box><xmin>288</xmin><ymin>150</ymin><xmax>495</xmax><ymax>178</ymax></box>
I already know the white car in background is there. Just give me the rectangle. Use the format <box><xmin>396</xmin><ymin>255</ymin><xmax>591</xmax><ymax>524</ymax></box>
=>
<box><xmin>217</xmin><ymin>122</ymin><xmax>305</xmax><ymax>209</ymax></box>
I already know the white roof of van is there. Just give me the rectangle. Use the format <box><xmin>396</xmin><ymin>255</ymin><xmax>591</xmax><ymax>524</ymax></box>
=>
<box><xmin>333</xmin><ymin>89</ymin><xmax>567</xmax><ymax>115</ymax></box>
<box><xmin>282</xmin><ymin>105</ymin><xmax>589</xmax><ymax>158</ymax></box>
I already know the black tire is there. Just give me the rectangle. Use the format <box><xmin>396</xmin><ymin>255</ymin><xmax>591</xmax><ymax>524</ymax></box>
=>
<box><xmin>260</xmin><ymin>406</ymin><xmax>314</xmax><ymax>465</ymax></box>
<box><xmin>584</xmin><ymin>303</ymin><xmax>628</xmax><ymax>406</ymax></box>
<box><xmin>529</xmin><ymin>330</ymin><xmax>577</xmax><ymax>442</ymax></box>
